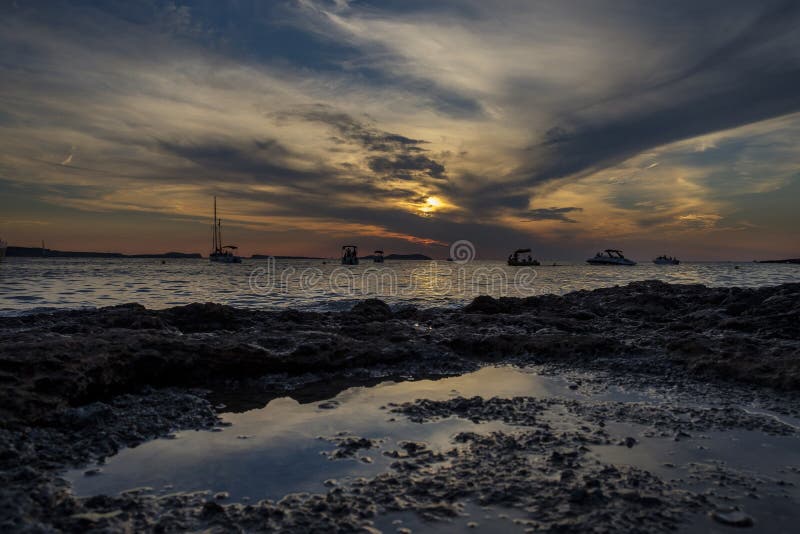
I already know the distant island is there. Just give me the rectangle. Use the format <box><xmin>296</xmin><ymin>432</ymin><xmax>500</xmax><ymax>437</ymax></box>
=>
<box><xmin>6</xmin><ymin>246</ymin><xmax>202</xmax><ymax>259</ymax></box>
<box><xmin>755</xmin><ymin>258</ymin><xmax>800</xmax><ymax>264</ymax></box>
<box><xmin>5</xmin><ymin>247</ymin><xmax>435</xmax><ymax>261</ymax></box>
<box><xmin>250</xmin><ymin>255</ymin><xmax>324</xmax><ymax>260</ymax></box>
<box><xmin>361</xmin><ymin>253</ymin><xmax>432</xmax><ymax>261</ymax></box>
<box><xmin>251</xmin><ymin>253</ymin><xmax>433</xmax><ymax>261</ymax></box>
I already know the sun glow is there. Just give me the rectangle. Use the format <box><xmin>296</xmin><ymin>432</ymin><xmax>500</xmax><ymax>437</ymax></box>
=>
<box><xmin>418</xmin><ymin>196</ymin><xmax>444</xmax><ymax>216</ymax></box>
<box><xmin>425</xmin><ymin>196</ymin><xmax>442</xmax><ymax>208</ymax></box>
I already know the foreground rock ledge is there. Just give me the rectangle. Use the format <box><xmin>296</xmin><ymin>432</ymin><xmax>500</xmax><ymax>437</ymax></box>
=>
<box><xmin>1</xmin><ymin>280</ymin><xmax>799</xmax><ymax>427</ymax></box>
<box><xmin>1</xmin><ymin>280</ymin><xmax>799</xmax><ymax>532</ymax></box>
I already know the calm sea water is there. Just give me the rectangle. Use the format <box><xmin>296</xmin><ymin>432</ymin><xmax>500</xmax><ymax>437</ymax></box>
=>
<box><xmin>0</xmin><ymin>257</ymin><xmax>798</xmax><ymax>315</ymax></box>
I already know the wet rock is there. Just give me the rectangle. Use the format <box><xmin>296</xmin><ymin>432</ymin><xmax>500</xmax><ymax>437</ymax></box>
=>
<box><xmin>3</xmin><ymin>281</ymin><xmax>800</xmax><ymax>428</ymax></box>
<box><xmin>1</xmin><ymin>281</ymin><xmax>799</xmax><ymax>532</ymax></box>
<box><xmin>160</xmin><ymin>302</ymin><xmax>241</xmax><ymax>333</ymax></box>
<box><xmin>464</xmin><ymin>296</ymin><xmax>507</xmax><ymax>314</ymax></box>
<box><xmin>711</xmin><ymin>509</ymin><xmax>755</xmax><ymax>527</ymax></box>
<box><xmin>674</xmin><ymin>430</ymin><xmax>691</xmax><ymax>442</ymax></box>
<box><xmin>200</xmin><ymin>501</ymin><xmax>225</xmax><ymax>517</ymax></box>
<box><xmin>350</xmin><ymin>299</ymin><xmax>392</xmax><ymax>321</ymax></box>
<box><xmin>324</xmin><ymin>435</ymin><xmax>382</xmax><ymax>459</ymax></box>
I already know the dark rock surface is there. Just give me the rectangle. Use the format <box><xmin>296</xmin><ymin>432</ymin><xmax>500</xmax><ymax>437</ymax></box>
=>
<box><xmin>0</xmin><ymin>281</ymin><xmax>799</xmax><ymax>532</ymax></box>
<box><xmin>0</xmin><ymin>388</ymin><xmax>220</xmax><ymax>532</ymax></box>
<box><xmin>2</xmin><ymin>281</ymin><xmax>798</xmax><ymax>427</ymax></box>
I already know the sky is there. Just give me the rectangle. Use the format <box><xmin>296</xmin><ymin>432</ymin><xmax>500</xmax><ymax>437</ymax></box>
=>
<box><xmin>1</xmin><ymin>0</ymin><xmax>799</xmax><ymax>260</ymax></box>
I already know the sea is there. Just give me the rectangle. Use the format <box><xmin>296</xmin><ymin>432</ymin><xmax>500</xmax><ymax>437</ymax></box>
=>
<box><xmin>0</xmin><ymin>257</ymin><xmax>798</xmax><ymax>316</ymax></box>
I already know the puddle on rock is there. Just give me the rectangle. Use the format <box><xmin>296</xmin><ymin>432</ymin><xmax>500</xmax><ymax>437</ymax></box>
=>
<box><xmin>65</xmin><ymin>365</ymin><xmax>800</xmax><ymax>532</ymax></box>
<box><xmin>591</xmin><ymin>423</ymin><xmax>800</xmax><ymax>534</ymax></box>
<box><xmin>67</xmin><ymin>367</ymin><xmax>571</xmax><ymax>501</ymax></box>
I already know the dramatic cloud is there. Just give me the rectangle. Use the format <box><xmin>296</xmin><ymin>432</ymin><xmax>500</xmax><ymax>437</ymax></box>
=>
<box><xmin>283</xmin><ymin>106</ymin><xmax>428</xmax><ymax>152</ymax></box>
<box><xmin>368</xmin><ymin>154</ymin><xmax>445</xmax><ymax>180</ymax></box>
<box><xmin>525</xmin><ymin>207</ymin><xmax>583</xmax><ymax>224</ymax></box>
<box><xmin>0</xmin><ymin>0</ymin><xmax>798</xmax><ymax>259</ymax></box>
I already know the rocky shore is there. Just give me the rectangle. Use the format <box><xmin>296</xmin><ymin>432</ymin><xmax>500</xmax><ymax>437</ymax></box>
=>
<box><xmin>1</xmin><ymin>280</ymin><xmax>799</xmax><ymax>532</ymax></box>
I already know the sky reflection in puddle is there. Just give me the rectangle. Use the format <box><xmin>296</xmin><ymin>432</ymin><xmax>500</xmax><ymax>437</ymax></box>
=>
<box><xmin>67</xmin><ymin>367</ymin><xmax>564</xmax><ymax>501</ymax></box>
<box><xmin>66</xmin><ymin>365</ymin><xmax>800</xmax><ymax>532</ymax></box>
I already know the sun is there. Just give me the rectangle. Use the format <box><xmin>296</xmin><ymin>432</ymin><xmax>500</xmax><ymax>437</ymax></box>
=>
<box><xmin>418</xmin><ymin>196</ymin><xmax>443</xmax><ymax>216</ymax></box>
<box><xmin>425</xmin><ymin>196</ymin><xmax>442</xmax><ymax>208</ymax></box>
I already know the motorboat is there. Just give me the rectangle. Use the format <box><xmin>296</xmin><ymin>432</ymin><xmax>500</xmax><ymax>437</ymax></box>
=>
<box><xmin>587</xmin><ymin>249</ymin><xmax>636</xmax><ymax>266</ymax></box>
<box><xmin>373</xmin><ymin>250</ymin><xmax>384</xmax><ymax>263</ymax></box>
<box><xmin>209</xmin><ymin>197</ymin><xmax>242</xmax><ymax>263</ymax></box>
<box><xmin>507</xmin><ymin>248</ymin><xmax>540</xmax><ymax>266</ymax></box>
<box><xmin>653</xmin><ymin>255</ymin><xmax>680</xmax><ymax>265</ymax></box>
<box><xmin>342</xmin><ymin>245</ymin><xmax>359</xmax><ymax>265</ymax></box>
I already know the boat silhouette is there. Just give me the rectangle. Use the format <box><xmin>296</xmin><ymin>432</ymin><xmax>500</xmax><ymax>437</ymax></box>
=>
<box><xmin>209</xmin><ymin>196</ymin><xmax>242</xmax><ymax>264</ymax></box>
<box><xmin>587</xmin><ymin>249</ymin><xmax>636</xmax><ymax>266</ymax></box>
<box><xmin>341</xmin><ymin>245</ymin><xmax>359</xmax><ymax>265</ymax></box>
<box><xmin>507</xmin><ymin>248</ymin><xmax>540</xmax><ymax>266</ymax></box>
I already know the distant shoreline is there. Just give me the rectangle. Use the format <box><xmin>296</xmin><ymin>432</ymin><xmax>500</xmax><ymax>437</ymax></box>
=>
<box><xmin>5</xmin><ymin>246</ymin><xmax>796</xmax><ymax>263</ymax></box>
<box><xmin>6</xmin><ymin>246</ymin><xmax>202</xmax><ymax>259</ymax></box>
<box><xmin>755</xmin><ymin>258</ymin><xmax>800</xmax><ymax>264</ymax></box>
<box><xmin>250</xmin><ymin>255</ymin><xmax>324</xmax><ymax>260</ymax></box>
<box><xmin>6</xmin><ymin>247</ymin><xmax>436</xmax><ymax>261</ymax></box>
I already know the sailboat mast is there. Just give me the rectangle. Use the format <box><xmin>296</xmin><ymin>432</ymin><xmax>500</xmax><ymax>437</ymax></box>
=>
<box><xmin>213</xmin><ymin>196</ymin><xmax>218</xmax><ymax>252</ymax></box>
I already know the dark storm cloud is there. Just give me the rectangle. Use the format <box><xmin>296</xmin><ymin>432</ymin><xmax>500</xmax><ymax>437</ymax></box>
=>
<box><xmin>154</xmin><ymin>138</ymin><xmax>321</xmax><ymax>183</ymax></box>
<box><xmin>151</xmin><ymin>135</ymin><xmax>438</xmax><ymax>226</ymax></box>
<box><xmin>522</xmin><ymin>0</ymin><xmax>800</xmax><ymax>187</ymax></box>
<box><xmin>281</xmin><ymin>106</ymin><xmax>426</xmax><ymax>152</ymax></box>
<box><xmin>281</xmin><ymin>105</ymin><xmax>447</xmax><ymax>180</ymax></box>
<box><xmin>651</xmin><ymin>1</ymin><xmax>800</xmax><ymax>91</ymax></box>
<box><xmin>367</xmin><ymin>154</ymin><xmax>445</xmax><ymax>179</ymax></box>
<box><xmin>527</xmin><ymin>68</ymin><xmax>800</xmax><ymax>184</ymax></box>
<box><xmin>524</xmin><ymin>207</ymin><xmax>583</xmax><ymax>223</ymax></box>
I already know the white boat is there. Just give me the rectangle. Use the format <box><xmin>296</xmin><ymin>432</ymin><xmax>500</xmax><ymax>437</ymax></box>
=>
<box><xmin>0</xmin><ymin>238</ymin><xmax>6</xmax><ymax>262</ymax></box>
<box><xmin>341</xmin><ymin>245</ymin><xmax>359</xmax><ymax>265</ymax></box>
<box><xmin>653</xmin><ymin>255</ymin><xmax>680</xmax><ymax>265</ymax></box>
<box><xmin>209</xmin><ymin>197</ymin><xmax>242</xmax><ymax>264</ymax></box>
<box><xmin>587</xmin><ymin>249</ymin><xmax>637</xmax><ymax>266</ymax></box>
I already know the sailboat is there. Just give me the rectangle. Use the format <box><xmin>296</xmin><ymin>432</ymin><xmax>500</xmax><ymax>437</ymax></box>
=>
<box><xmin>209</xmin><ymin>197</ymin><xmax>242</xmax><ymax>264</ymax></box>
<box><xmin>341</xmin><ymin>245</ymin><xmax>359</xmax><ymax>265</ymax></box>
<box><xmin>0</xmin><ymin>238</ymin><xmax>6</xmax><ymax>262</ymax></box>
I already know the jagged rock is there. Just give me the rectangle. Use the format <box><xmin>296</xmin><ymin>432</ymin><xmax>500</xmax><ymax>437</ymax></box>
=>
<box><xmin>350</xmin><ymin>299</ymin><xmax>393</xmax><ymax>321</ymax></box>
